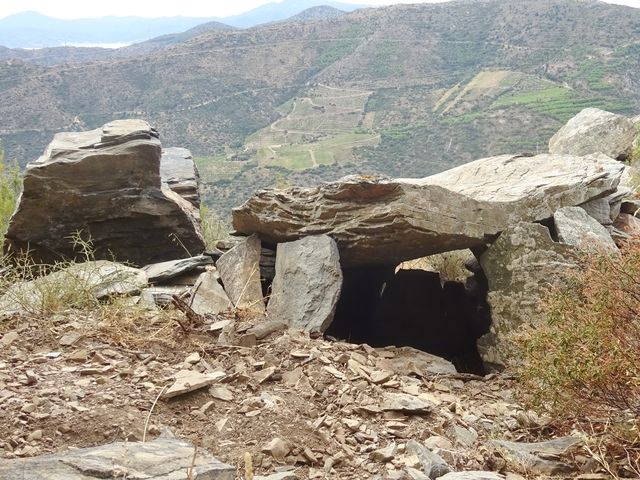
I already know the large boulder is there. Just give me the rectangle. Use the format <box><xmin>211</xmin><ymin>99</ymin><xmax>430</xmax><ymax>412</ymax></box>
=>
<box><xmin>233</xmin><ymin>153</ymin><xmax>623</xmax><ymax>267</ymax></box>
<box><xmin>4</xmin><ymin>120</ymin><xmax>205</xmax><ymax>266</ymax></box>
<box><xmin>478</xmin><ymin>223</ymin><xmax>578</xmax><ymax>369</ymax></box>
<box><xmin>267</xmin><ymin>235</ymin><xmax>343</xmax><ymax>333</ymax></box>
<box><xmin>160</xmin><ymin>147</ymin><xmax>201</xmax><ymax>208</ymax></box>
<box><xmin>549</xmin><ymin>108</ymin><xmax>638</xmax><ymax>160</ymax></box>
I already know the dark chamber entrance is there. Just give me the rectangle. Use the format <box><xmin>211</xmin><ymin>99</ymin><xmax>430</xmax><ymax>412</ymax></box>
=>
<box><xmin>326</xmin><ymin>256</ymin><xmax>491</xmax><ymax>375</ymax></box>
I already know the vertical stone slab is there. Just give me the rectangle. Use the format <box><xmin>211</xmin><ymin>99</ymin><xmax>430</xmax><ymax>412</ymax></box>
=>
<box><xmin>478</xmin><ymin>223</ymin><xmax>578</xmax><ymax>370</ymax></box>
<box><xmin>216</xmin><ymin>235</ymin><xmax>265</xmax><ymax>314</ymax></box>
<box><xmin>267</xmin><ymin>235</ymin><xmax>343</xmax><ymax>333</ymax></box>
<box><xmin>190</xmin><ymin>269</ymin><xmax>233</xmax><ymax>315</ymax></box>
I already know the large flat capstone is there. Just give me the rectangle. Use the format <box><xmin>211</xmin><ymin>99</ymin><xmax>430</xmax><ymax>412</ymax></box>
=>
<box><xmin>0</xmin><ymin>435</ymin><xmax>234</xmax><ymax>479</ymax></box>
<box><xmin>233</xmin><ymin>153</ymin><xmax>623</xmax><ymax>266</ymax></box>
<box><xmin>4</xmin><ymin>120</ymin><xmax>205</xmax><ymax>266</ymax></box>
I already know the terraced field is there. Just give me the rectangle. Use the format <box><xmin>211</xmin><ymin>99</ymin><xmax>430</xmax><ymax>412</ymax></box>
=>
<box><xmin>244</xmin><ymin>84</ymin><xmax>380</xmax><ymax>170</ymax></box>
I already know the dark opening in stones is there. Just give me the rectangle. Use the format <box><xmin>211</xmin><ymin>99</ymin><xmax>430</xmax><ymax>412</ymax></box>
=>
<box><xmin>326</xmin><ymin>251</ymin><xmax>491</xmax><ymax>375</ymax></box>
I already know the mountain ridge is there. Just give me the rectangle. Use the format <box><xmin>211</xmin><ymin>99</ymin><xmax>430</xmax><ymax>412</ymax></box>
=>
<box><xmin>1</xmin><ymin>0</ymin><xmax>639</xmax><ymax>216</ymax></box>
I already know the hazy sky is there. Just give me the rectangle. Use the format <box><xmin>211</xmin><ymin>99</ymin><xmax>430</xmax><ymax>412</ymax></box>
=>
<box><xmin>0</xmin><ymin>0</ymin><xmax>638</xmax><ymax>19</ymax></box>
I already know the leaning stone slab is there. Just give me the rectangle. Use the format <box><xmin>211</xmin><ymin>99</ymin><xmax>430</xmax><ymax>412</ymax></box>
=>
<box><xmin>478</xmin><ymin>223</ymin><xmax>579</xmax><ymax>369</ymax></box>
<box><xmin>216</xmin><ymin>235</ymin><xmax>265</xmax><ymax>314</ymax></box>
<box><xmin>0</xmin><ymin>261</ymin><xmax>147</xmax><ymax>315</ymax></box>
<box><xmin>189</xmin><ymin>270</ymin><xmax>233</xmax><ymax>315</ymax></box>
<box><xmin>549</xmin><ymin>108</ymin><xmax>638</xmax><ymax>160</ymax></box>
<box><xmin>143</xmin><ymin>255</ymin><xmax>213</xmax><ymax>284</ymax></box>
<box><xmin>554</xmin><ymin>206</ymin><xmax>618</xmax><ymax>252</ymax></box>
<box><xmin>406</xmin><ymin>439</ymin><xmax>452</xmax><ymax>479</ymax></box>
<box><xmin>0</xmin><ymin>435</ymin><xmax>234</xmax><ymax>479</ymax></box>
<box><xmin>267</xmin><ymin>235</ymin><xmax>342</xmax><ymax>333</ymax></box>
<box><xmin>492</xmin><ymin>436</ymin><xmax>582</xmax><ymax>476</ymax></box>
<box><xmin>4</xmin><ymin>120</ymin><xmax>205</xmax><ymax>266</ymax></box>
<box><xmin>233</xmin><ymin>154</ymin><xmax>622</xmax><ymax>267</ymax></box>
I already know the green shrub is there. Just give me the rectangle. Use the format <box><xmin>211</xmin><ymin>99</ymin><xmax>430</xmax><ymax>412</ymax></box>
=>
<box><xmin>517</xmin><ymin>241</ymin><xmax>640</xmax><ymax>455</ymax></box>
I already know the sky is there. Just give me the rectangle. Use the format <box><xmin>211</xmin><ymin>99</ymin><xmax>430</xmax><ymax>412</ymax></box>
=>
<box><xmin>0</xmin><ymin>0</ymin><xmax>638</xmax><ymax>19</ymax></box>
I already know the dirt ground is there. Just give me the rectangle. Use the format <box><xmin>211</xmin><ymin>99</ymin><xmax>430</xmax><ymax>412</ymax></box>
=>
<box><xmin>0</xmin><ymin>306</ymin><xmax>598</xmax><ymax>479</ymax></box>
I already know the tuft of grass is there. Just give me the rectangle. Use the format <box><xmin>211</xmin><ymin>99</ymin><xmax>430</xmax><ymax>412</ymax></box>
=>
<box><xmin>200</xmin><ymin>205</ymin><xmax>229</xmax><ymax>250</ymax></box>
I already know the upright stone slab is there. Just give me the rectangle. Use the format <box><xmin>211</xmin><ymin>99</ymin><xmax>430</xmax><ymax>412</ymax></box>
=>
<box><xmin>549</xmin><ymin>108</ymin><xmax>638</xmax><ymax>160</ymax></box>
<box><xmin>216</xmin><ymin>235</ymin><xmax>265</xmax><ymax>314</ymax></box>
<box><xmin>190</xmin><ymin>269</ymin><xmax>233</xmax><ymax>315</ymax></box>
<box><xmin>160</xmin><ymin>147</ymin><xmax>201</xmax><ymax>208</ymax></box>
<box><xmin>267</xmin><ymin>235</ymin><xmax>343</xmax><ymax>333</ymax></box>
<box><xmin>4</xmin><ymin>120</ymin><xmax>205</xmax><ymax>266</ymax></box>
<box><xmin>233</xmin><ymin>153</ymin><xmax>623</xmax><ymax>267</ymax></box>
<box><xmin>0</xmin><ymin>436</ymin><xmax>234</xmax><ymax>479</ymax></box>
<box><xmin>554</xmin><ymin>206</ymin><xmax>618</xmax><ymax>252</ymax></box>
<box><xmin>478</xmin><ymin>223</ymin><xmax>578</xmax><ymax>369</ymax></box>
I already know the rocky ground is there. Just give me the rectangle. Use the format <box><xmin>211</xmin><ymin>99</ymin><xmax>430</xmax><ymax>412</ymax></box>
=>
<box><xmin>0</xmin><ymin>306</ymin><xmax>603</xmax><ymax>479</ymax></box>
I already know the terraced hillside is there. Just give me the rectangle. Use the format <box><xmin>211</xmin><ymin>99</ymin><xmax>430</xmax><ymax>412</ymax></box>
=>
<box><xmin>1</xmin><ymin>0</ymin><xmax>640</xmax><ymax>215</ymax></box>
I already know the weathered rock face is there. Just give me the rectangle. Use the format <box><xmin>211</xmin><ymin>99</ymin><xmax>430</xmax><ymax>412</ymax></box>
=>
<box><xmin>4</xmin><ymin>120</ymin><xmax>205</xmax><ymax>266</ymax></box>
<box><xmin>554</xmin><ymin>206</ymin><xmax>618</xmax><ymax>252</ymax></box>
<box><xmin>160</xmin><ymin>147</ymin><xmax>201</xmax><ymax>208</ymax></box>
<box><xmin>0</xmin><ymin>435</ymin><xmax>234</xmax><ymax>479</ymax></box>
<box><xmin>267</xmin><ymin>235</ymin><xmax>343</xmax><ymax>333</ymax></box>
<box><xmin>216</xmin><ymin>235</ymin><xmax>265</xmax><ymax>314</ymax></box>
<box><xmin>478</xmin><ymin>223</ymin><xmax>578</xmax><ymax>369</ymax></box>
<box><xmin>233</xmin><ymin>153</ymin><xmax>623</xmax><ymax>266</ymax></box>
<box><xmin>548</xmin><ymin>108</ymin><xmax>638</xmax><ymax>160</ymax></box>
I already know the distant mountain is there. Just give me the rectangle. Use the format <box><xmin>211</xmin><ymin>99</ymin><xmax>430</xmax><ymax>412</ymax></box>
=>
<box><xmin>220</xmin><ymin>0</ymin><xmax>364</xmax><ymax>28</ymax></box>
<box><xmin>0</xmin><ymin>11</ymin><xmax>222</xmax><ymax>48</ymax></box>
<box><xmin>284</xmin><ymin>6</ymin><xmax>348</xmax><ymax>22</ymax></box>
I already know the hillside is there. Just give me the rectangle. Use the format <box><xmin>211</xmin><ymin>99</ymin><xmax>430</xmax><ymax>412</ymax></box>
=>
<box><xmin>1</xmin><ymin>0</ymin><xmax>640</xmax><ymax>216</ymax></box>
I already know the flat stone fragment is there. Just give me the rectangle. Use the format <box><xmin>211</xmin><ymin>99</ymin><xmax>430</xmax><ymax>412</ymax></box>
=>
<box><xmin>267</xmin><ymin>235</ymin><xmax>343</xmax><ymax>333</ymax></box>
<box><xmin>0</xmin><ymin>435</ymin><xmax>234</xmax><ymax>479</ymax></box>
<box><xmin>189</xmin><ymin>270</ymin><xmax>233</xmax><ymax>316</ymax></box>
<box><xmin>216</xmin><ymin>235</ymin><xmax>265</xmax><ymax>313</ymax></box>
<box><xmin>4</xmin><ymin>120</ymin><xmax>205</xmax><ymax>266</ymax></box>
<box><xmin>140</xmin><ymin>286</ymin><xmax>189</xmax><ymax>307</ymax></box>
<box><xmin>438</xmin><ymin>472</ymin><xmax>505</xmax><ymax>480</ymax></box>
<box><xmin>381</xmin><ymin>393</ymin><xmax>432</xmax><ymax>414</ymax></box>
<box><xmin>164</xmin><ymin>369</ymin><xmax>226</xmax><ymax>398</ymax></box>
<box><xmin>406</xmin><ymin>439</ymin><xmax>452</xmax><ymax>479</ymax></box>
<box><xmin>255</xmin><ymin>473</ymin><xmax>299</xmax><ymax>480</ymax></box>
<box><xmin>479</xmin><ymin>223</ymin><xmax>579</xmax><ymax>369</ymax></box>
<box><xmin>142</xmin><ymin>255</ymin><xmax>213</xmax><ymax>284</ymax></box>
<box><xmin>233</xmin><ymin>153</ymin><xmax>622</xmax><ymax>266</ymax></box>
<box><xmin>554</xmin><ymin>206</ymin><xmax>618</xmax><ymax>252</ymax></box>
<box><xmin>492</xmin><ymin>436</ymin><xmax>582</xmax><ymax>476</ymax></box>
<box><xmin>376</xmin><ymin>346</ymin><xmax>457</xmax><ymax>376</ymax></box>
<box><xmin>549</xmin><ymin>108</ymin><xmax>638</xmax><ymax>160</ymax></box>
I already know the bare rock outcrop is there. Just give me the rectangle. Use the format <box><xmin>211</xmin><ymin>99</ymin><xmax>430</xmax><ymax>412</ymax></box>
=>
<box><xmin>549</xmin><ymin>108</ymin><xmax>638</xmax><ymax>160</ymax></box>
<box><xmin>4</xmin><ymin>120</ymin><xmax>205</xmax><ymax>266</ymax></box>
<box><xmin>233</xmin><ymin>153</ymin><xmax>623</xmax><ymax>267</ymax></box>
